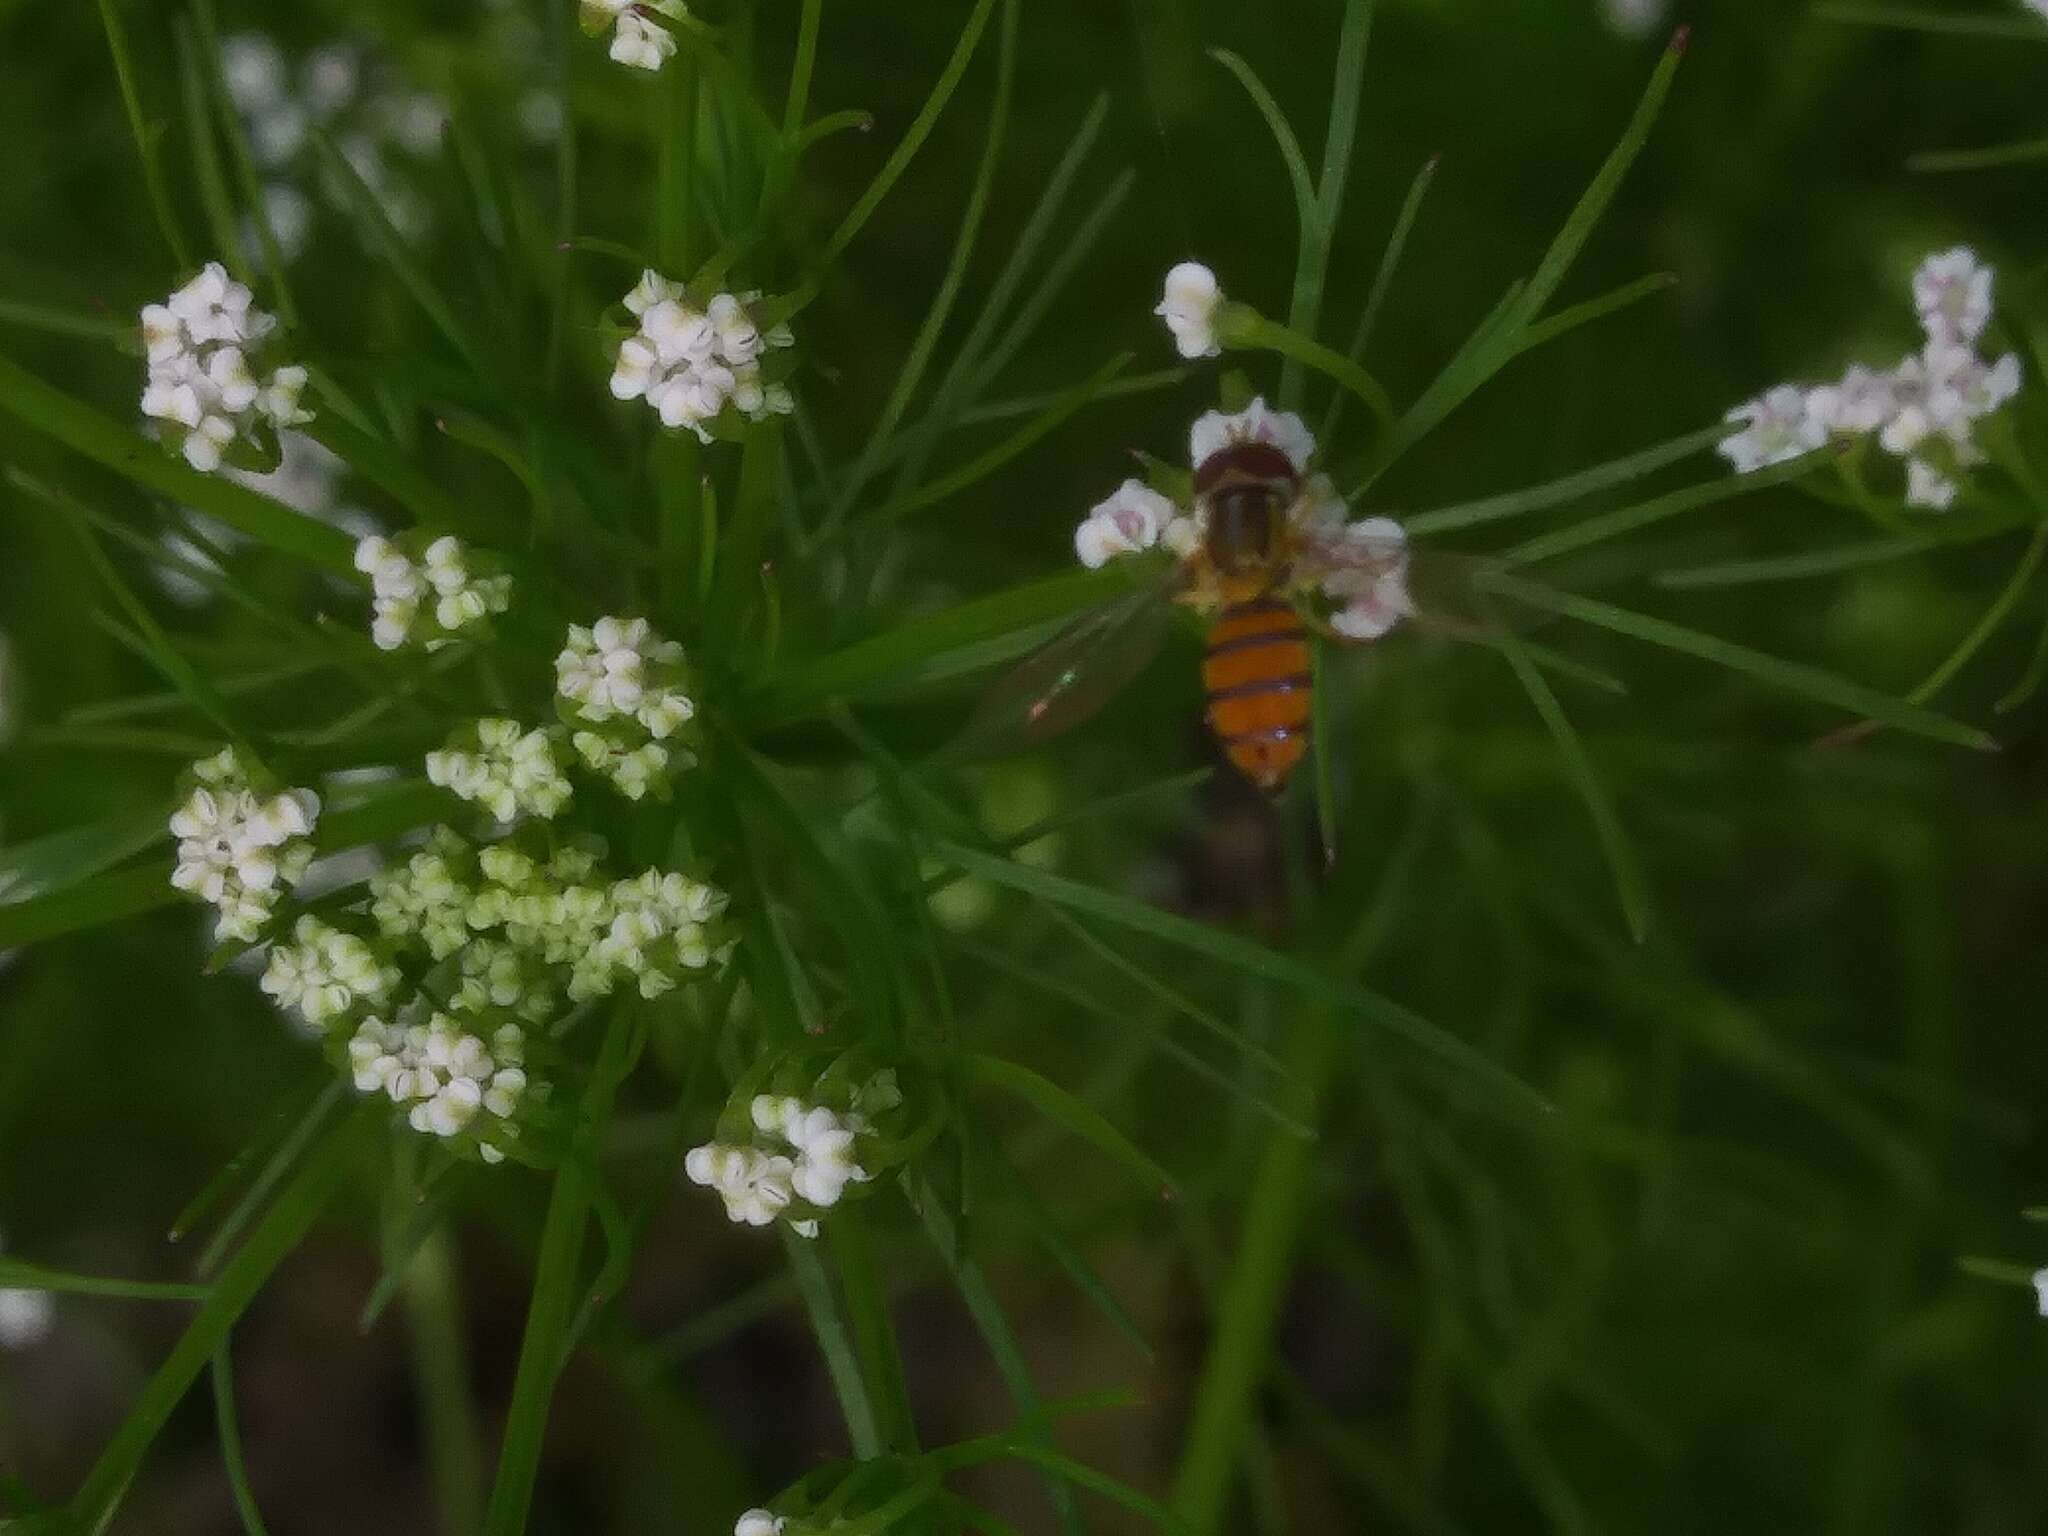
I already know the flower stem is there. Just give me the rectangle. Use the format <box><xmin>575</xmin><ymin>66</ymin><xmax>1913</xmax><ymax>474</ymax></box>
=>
<box><xmin>1235</xmin><ymin>312</ymin><xmax>1395</xmax><ymax>434</ymax></box>
<box><xmin>833</xmin><ymin>1211</ymin><xmax>920</xmax><ymax>1454</ymax></box>
<box><xmin>481</xmin><ymin>1002</ymin><xmax>641</xmax><ymax>1536</ymax></box>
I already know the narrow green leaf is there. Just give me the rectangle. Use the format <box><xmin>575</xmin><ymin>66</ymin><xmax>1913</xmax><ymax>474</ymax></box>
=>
<box><xmin>198</xmin><ymin>1083</ymin><xmax>346</xmax><ymax>1278</ymax></box>
<box><xmin>304</xmin><ymin>413</ymin><xmax>471</xmax><ymax>531</ymax></box>
<box><xmin>1498</xmin><ymin>451</ymin><xmax>1830</xmax><ymax>569</ymax></box>
<box><xmin>0</xmin><ymin>353</ymin><xmax>359</xmax><ymax>575</ymax></box>
<box><xmin>968</xmin><ymin>1053</ymin><xmax>1178</xmax><ymax>1196</ymax></box>
<box><xmin>1815</xmin><ymin>3</ymin><xmax>2048</xmax><ymax>40</ymax></box>
<box><xmin>932</xmin><ymin>842</ymin><xmax>1549</xmax><ymax>1114</ymax></box>
<box><xmin>1322</xmin><ymin>152</ymin><xmax>1437</xmax><ymax>448</ymax></box>
<box><xmin>785</xmin><ymin>1229</ymin><xmax>885</xmax><ymax>1457</ymax></box>
<box><xmin>96</xmin><ymin>0</ymin><xmax>188</xmax><ymax>268</ymax></box>
<box><xmin>481</xmin><ymin>1004</ymin><xmax>640</xmax><ymax>1536</ymax></box>
<box><xmin>66</xmin><ymin>1110</ymin><xmax>369</xmax><ymax>1536</ymax></box>
<box><xmin>1910</xmin><ymin>137</ymin><xmax>2048</xmax><ymax>173</ymax></box>
<box><xmin>1514</xmin><ymin>272</ymin><xmax>1675</xmax><ymax>358</ymax></box>
<box><xmin>810</xmin><ymin>0</ymin><xmax>1000</xmax><ymax>277</ymax></box>
<box><xmin>1656</xmin><ymin>535</ymin><xmax>1943</xmax><ymax>589</ymax></box>
<box><xmin>0</xmin><ymin>300</ymin><xmax>131</xmax><ymax>344</ymax></box>
<box><xmin>211</xmin><ymin>1342</ymin><xmax>272</xmax><ymax>1536</ymax></box>
<box><xmin>0</xmin><ymin>1259</ymin><xmax>207</xmax><ymax>1302</ymax></box>
<box><xmin>310</xmin><ymin>131</ymin><xmax>487</xmax><ymax>375</ymax></box>
<box><xmin>749</xmin><ymin>568</ymin><xmax>1124</xmax><ymax>726</ymax></box>
<box><xmin>1487</xmin><ymin>576</ymin><xmax>1996</xmax><ymax>750</ymax></box>
<box><xmin>1404</xmin><ymin>424</ymin><xmax>1724</xmax><ymax>536</ymax></box>
<box><xmin>191</xmin><ymin>0</ymin><xmax>296</xmax><ymax>326</ymax></box>
<box><xmin>1492</xmin><ymin>631</ymin><xmax>1651</xmax><ymax>941</ymax></box>
<box><xmin>0</xmin><ymin>802</ymin><xmax>172</xmax><ymax>906</ymax></box>
<box><xmin>867</xmin><ymin>352</ymin><xmax>1132</xmax><ymax>527</ymax></box>
<box><xmin>174</xmin><ymin>19</ymin><xmax>250</xmax><ymax>289</ymax></box>
<box><xmin>0</xmin><ymin>864</ymin><xmax>177</xmax><ymax>949</ymax></box>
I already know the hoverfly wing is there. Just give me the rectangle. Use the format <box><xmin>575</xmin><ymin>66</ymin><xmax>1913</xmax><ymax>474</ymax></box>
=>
<box><xmin>956</xmin><ymin>568</ymin><xmax>1185</xmax><ymax>758</ymax></box>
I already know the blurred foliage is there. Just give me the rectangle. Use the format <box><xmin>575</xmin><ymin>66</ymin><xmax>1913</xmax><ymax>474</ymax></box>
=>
<box><xmin>3</xmin><ymin>1</ymin><xmax>2048</xmax><ymax>1535</ymax></box>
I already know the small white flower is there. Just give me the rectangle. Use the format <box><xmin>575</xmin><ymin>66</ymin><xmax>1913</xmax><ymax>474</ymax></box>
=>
<box><xmin>611</xmin><ymin>11</ymin><xmax>678</xmax><ymax>70</ymax></box>
<box><xmin>1717</xmin><ymin>385</ymin><xmax>1825</xmax><ymax>474</ymax></box>
<box><xmin>1809</xmin><ymin>364</ymin><xmax>1898</xmax><ymax>437</ymax></box>
<box><xmin>220</xmin><ymin>34</ymin><xmax>288</xmax><ymax>115</ymax></box>
<box><xmin>1154</xmin><ymin>261</ymin><xmax>1223</xmax><ymax>359</ymax></box>
<box><xmin>427</xmin><ymin>719</ymin><xmax>573</xmax><ymax>824</ymax></box>
<box><xmin>1319</xmin><ymin>517</ymin><xmax>1414</xmax><ymax>641</ymax></box>
<box><xmin>1905</xmin><ymin>459</ymin><xmax>1959</xmax><ymax>512</ymax></box>
<box><xmin>1913</xmin><ymin>246</ymin><xmax>1994</xmax><ymax>346</ymax></box>
<box><xmin>1188</xmin><ymin>396</ymin><xmax>1316</xmax><ymax>472</ymax></box>
<box><xmin>1075</xmin><ymin>479</ymin><xmax>1177</xmax><ymax>569</ymax></box>
<box><xmin>733</xmin><ymin>1511</ymin><xmax>785</xmax><ymax>1536</ymax></box>
<box><xmin>168</xmin><ymin>753</ymin><xmax>320</xmax><ymax>941</ymax></box>
<box><xmin>1600</xmin><ymin>0</ymin><xmax>1667</xmax><ymax>36</ymax></box>
<box><xmin>356</xmin><ymin>534</ymin><xmax>508</xmax><ymax>650</ymax></box>
<box><xmin>139</xmin><ymin>264</ymin><xmax>306</xmax><ymax>475</ymax></box>
<box><xmin>2033</xmin><ymin>1266</ymin><xmax>2048</xmax><ymax>1318</ymax></box>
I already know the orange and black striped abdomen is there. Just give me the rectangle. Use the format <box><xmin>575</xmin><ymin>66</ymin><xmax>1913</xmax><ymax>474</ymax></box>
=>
<box><xmin>1202</xmin><ymin>597</ymin><xmax>1312</xmax><ymax>793</ymax></box>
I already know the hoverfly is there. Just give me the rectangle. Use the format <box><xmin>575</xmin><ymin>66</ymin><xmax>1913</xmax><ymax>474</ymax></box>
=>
<box><xmin>972</xmin><ymin>398</ymin><xmax>1504</xmax><ymax>795</ymax></box>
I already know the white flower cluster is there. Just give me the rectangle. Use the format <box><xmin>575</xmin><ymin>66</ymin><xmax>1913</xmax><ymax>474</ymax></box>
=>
<box><xmin>427</xmin><ymin>719</ymin><xmax>573</xmax><ymax>824</ymax></box>
<box><xmin>219</xmin><ymin>33</ymin><xmax>447</xmax><ymax>260</ymax></box>
<box><xmin>593</xmin><ymin>869</ymin><xmax>729</xmax><ymax>1000</ymax></box>
<box><xmin>1075</xmin><ymin>480</ymin><xmax>1200</xmax><ymax>570</ymax></box>
<box><xmin>557</xmin><ymin>616</ymin><xmax>698</xmax><ymax>800</ymax></box>
<box><xmin>169</xmin><ymin>749</ymin><xmax>321</xmax><ymax>942</ymax></box>
<box><xmin>140</xmin><ymin>264</ymin><xmax>310</xmax><ymax>473</ymax></box>
<box><xmin>369</xmin><ymin>833</ymin><xmax>730</xmax><ymax>1004</ymax></box>
<box><xmin>1155</xmin><ymin>260</ymin><xmax>1224</xmax><ymax>359</ymax></box>
<box><xmin>1073</xmin><ymin>399</ymin><xmax>1414</xmax><ymax>640</ymax></box>
<box><xmin>1719</xmin><ymin>247</ymin><xmax>2023</xmax><ymax>510</ymax></box>
<box><xmin>581</xmin><ymin>0</ymin><xmax>688</xmax><ymax>71</ymax></box>
<box><xmin>354</xmin><ymin>534</ymin><xmax>512</xmax><ymax>651</ymax></box>
<box><xmin>260</xmin><ymin>915</ymin><xmax>398</xmax><ymax>1030</ymax></box>
<box><xmin>685</xmin><ymin>1073</ymin><xmax>900</xmax><ymax>1239</ymax></box>
<box><xmin>348</xmin><ymin>1013</ymin><xmax>530</xmax><ymax>1162</ymax></box>
<box><xmin>609</xmin><ymin>271</ymin><xmax>794</xmax><ymax>440</ymax></box>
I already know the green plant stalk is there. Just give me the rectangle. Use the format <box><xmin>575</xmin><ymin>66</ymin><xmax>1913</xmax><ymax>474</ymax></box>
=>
<box><xmin>404</xmin><ymin>1225</ymin><xmax>487</xmax><ymax>1536</ymax></box>
<box><xmin>212</xmin><ymin>1340</ymin><xmax>272</xmax><ymax>1536</ymax></box>
<box><xmin>97</xmin><ymin>0</ymin><xmax>188</xmax><ymax>270</ymax></box>
<box><xmin>191</xmin><ymin>0</ymin><xmax>296</xmax><ymax>325</ymax></box>
<box><xmin>67</xmin><ymin>1108</ymin><xmax>370</xmax><ymax>1535</ymax></box>
<box><xmin>832</xmin><ymin>1212</ymin><xmax>920</xmax><ymax>1455</ymax></box>
<box><xmin>786</xmin><ymin>1230</ymin><xmax>885</xmax><ymax>1457</ymax></box>
<box><xmin>783</xmin><ymin>0</ymin><xmax>823</xmax><ymax>137</ymax></box>
<box><xmin>1228</xmin><ymin>310</ymin><xmax>1393</xmax><ymax>431</ymax></box>
<box><xmin>1281</xmin><ymin>0</ymin><xmax>1373</xmax><ymax>411</ymax></box>
<box><xmin>481</xmin><ymin>1003</ymin><xmax>641</xmax><ymax>1536</ymax></box>
<box><xmin>1169</xmin><ymin>999</ymin><xmax>1343</xmax><ymax>1536</ymax></box>
<box><xmin>657</xmin><ymin>56</ymin><xmax>696</xmax><ymax>273</ymax></box>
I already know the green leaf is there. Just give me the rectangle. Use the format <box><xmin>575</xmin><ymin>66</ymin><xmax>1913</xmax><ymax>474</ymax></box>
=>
<box><xmin>66</xmin><ymin>1110</ymin><xmax>370</xmax><ymax>1536</ymax></box>
<box><xmin>808</xmin><ymin>0</ymin><xmax>1001</xmax><ymax>278</ymax></box>
<box><xmin>1491</xmin><ymin>630</ymin><xmax>1651</xmax><ymax>942</ymax></box>
<box><xmin>0</xmin><ymin>1259</ymin><xmax>208</xmax><ymax>1302</ymax></box>
<box><xmin>211</xmin><ymin>1342</ymin><xmax>273</xmax><ymax>1536</ymax></box>
<box><xmin>784</xmin><ymin>1229</ymin><xmax>886</xmax><ymax>1458</ymax></box>
<box><xmin>1656</xmin><ymin>533</ymin><xmax>1967</xmax><ymax>589</ymax></box>
<box><xmin>931</xmin><ymin>842</ymin><xmax>1549</xmax><ymax>1115</ymax></box>
<box><xmin>0</xmin><ymin>865</ymin><xmax>179</xmax><ymax>950</ymax></box>
<box><xmin>1514</xmin><ymin>272</ymin><xmax>1675</xmax><ymax>358</ymax></box>
<box><xmin>1497</xmin><ymin>450</ymin><xmax>1831</xmax><ymax>569</ymax></box>
<box><xmin>1815</xmin><ymin>3</ymin><xmax>2048</xmax><ymax>40</ymax></box>
<box><xmin>174</xmin><ymin>18</ymin><xmax>250</xmax><ymax>290</ymax></box>
<box><xmin>0</xmin><ymin>802</ymin><xmax>173</xmax><ymax>906</ymax></box>
<box><xmin>864</xmin><ymin>353</ymin><xmax>1132</xmax><ymax>527</ymax></box>
<box><xmin>310</xmin><ymin>131</ymin><xmax>488</xmax><ymax>376</ymax></box>
<box><xmin>0</xmin><ymin>299</ymin><xmax>131</xmax><ymax>344</ymax></box>
<box><xmin>1322</xmin><ymin>152</ymin><xmax>1438</xmax><ymax>448</ymax></box>
<box><xmin>750</xmin><ymin>567</ymin><xmax>1125</xmax><ymax>726</ymax></box>
<box><xmin>481</xmin><ymin>1004</ymin><xmax>640</xmax><ymax>1536</ymax></box>
<box><xmin>1403</xmin><ymin>424</ymin><xmax>1725</xmax><ymax>536</ymax></box>
<box><xmin>96</xmin><ymin>0</ymin><xmax>188</xmax><ymax>268</ymax></box>
<box><xmin>1910</xmin><ymin>136</ymin><xmax>2048</xmax><ymax>173</ymax></box>
<box><xmin>0</xmin><ymin>353</ymin><xmax>359</xmax><ymax>575</ymax></box>
<box><xmin>1485</xmin><ymin>576</ymin><xmax>1997</xmax><ymax>750</ymax></box>
<box><xmin>967</xmin><ymin>1053</ymin><xmax>1179</xmax><ymax>1196</ymax></box>
<box><xmin>190</xmin><ymin>0</ymin><xmax>296</xmax><ymax>325</ymax></box>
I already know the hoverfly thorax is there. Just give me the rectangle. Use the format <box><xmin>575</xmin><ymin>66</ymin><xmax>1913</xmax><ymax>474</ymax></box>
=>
<box><xmin>1194</xmin><ymin>440</ymin><xmax>1301</xmax><ymax>580</ymax></box>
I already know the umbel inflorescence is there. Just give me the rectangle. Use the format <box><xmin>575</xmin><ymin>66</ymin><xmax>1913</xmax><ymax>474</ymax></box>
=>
<box><xmin>162</xmin><ymin>527</ymin><xmax>731</xmax><ymax>1165</ymax></box>
<box><xmin>1718</xmin><ymin>247</ymin><xmax>2024</xmax><ymax>510</ymax></box>
<box><xmin>140</xmin><ymin>264</ymin><xmax>311</xmax><ymax>473</ymax></box>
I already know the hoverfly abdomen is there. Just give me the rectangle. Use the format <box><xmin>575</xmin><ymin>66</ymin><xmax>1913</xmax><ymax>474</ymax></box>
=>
<box><xmin>1202</xmin><ymin>596</ymin><xmax>1312</xmax><ymax>794</ymax></box>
